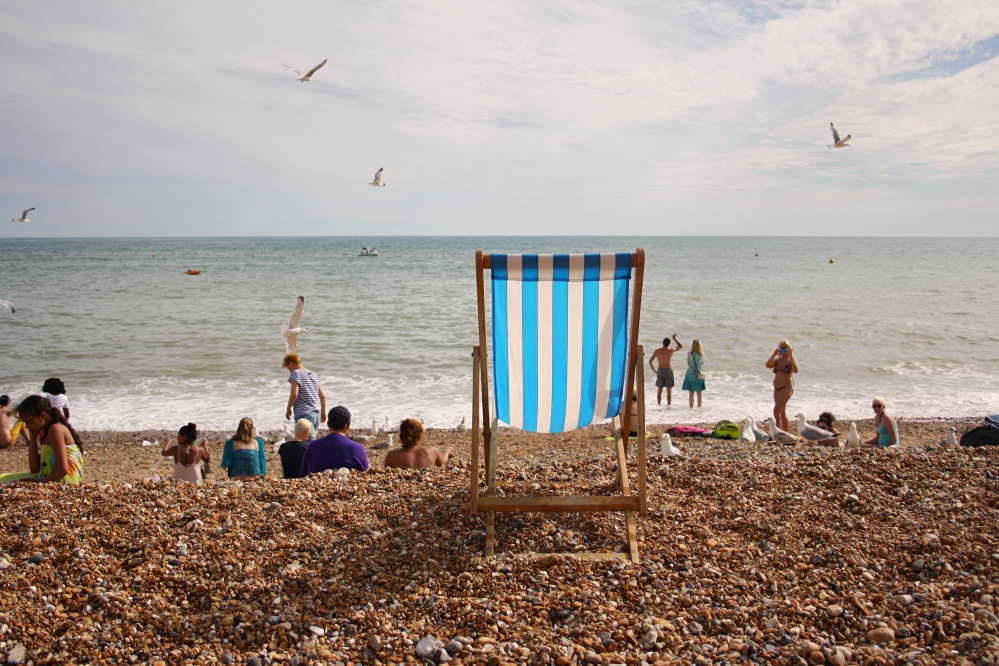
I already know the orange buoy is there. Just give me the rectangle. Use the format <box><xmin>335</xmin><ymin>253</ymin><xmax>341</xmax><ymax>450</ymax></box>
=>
<box><xmin>185</xmin><ymin>269</ymin><xmax>201</xmax><ymax>275</ymax></box>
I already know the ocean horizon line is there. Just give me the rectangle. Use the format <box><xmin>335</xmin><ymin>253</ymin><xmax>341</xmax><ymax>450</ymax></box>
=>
<box><xmin>3</xmin><ymin>233</ymin><xmax>999</xmax><ymax>242</ymax></box>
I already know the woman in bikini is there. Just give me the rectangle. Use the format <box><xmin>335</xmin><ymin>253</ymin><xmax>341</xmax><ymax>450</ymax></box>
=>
<box><xmin>161</xmin><ymin>422</ymin><xmax>210</xmax><ymax>482</ymax></box>
<box><xmin>765</xmin><ymin>340</ymin><xmax>798</xmax><ymax>432</ymax></box>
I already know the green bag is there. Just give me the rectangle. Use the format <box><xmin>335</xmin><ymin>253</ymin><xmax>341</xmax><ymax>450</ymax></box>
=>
<box><xmin>713</xmin><ymin>420</ymin><xmax>741</xmax><ymax>440</ymax></box>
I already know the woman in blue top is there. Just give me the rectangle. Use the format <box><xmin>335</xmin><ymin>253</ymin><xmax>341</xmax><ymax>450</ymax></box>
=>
<box><xmin>681</xmin><ymin>339</ymin><xmax>706</xmax><ymax>408</ymax></box>
<box><xmin>221</xmin><ymin>417</ymin><xmax>267</xmax><ymax>478</ymax></box>
<box><xmin>863</xmin><ymin>396</ymin><xmax>899</xmax><ymax>447</ymax></box>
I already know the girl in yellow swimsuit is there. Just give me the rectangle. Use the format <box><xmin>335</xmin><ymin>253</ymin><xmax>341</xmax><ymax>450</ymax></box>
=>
<box><xmin>0</xmin><ymin>395</ymin><xmax>84</xmax><ymax>484</ymax></box>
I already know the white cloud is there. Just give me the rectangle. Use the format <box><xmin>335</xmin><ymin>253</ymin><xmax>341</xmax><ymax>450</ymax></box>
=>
<box><xmin>0</xmin><ymin>0</ymin><xmax>997</xmax><ymax>236</ymax></box>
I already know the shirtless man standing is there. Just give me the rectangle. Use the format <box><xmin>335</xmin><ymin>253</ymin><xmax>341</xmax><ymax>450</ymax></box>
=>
<box><xmin>648</xmin><ymin>334</ymin><xmax>683</xmax><ymax>406</ymax></box>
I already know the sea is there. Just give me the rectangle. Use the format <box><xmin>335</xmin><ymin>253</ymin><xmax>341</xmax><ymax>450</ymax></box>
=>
<box><xmin>1</xmin><ymin>236</ymin><xmax>996</xmax><ymax>433</ymax></box>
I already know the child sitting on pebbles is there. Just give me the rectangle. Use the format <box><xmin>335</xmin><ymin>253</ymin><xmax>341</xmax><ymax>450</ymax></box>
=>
<box><xmin>384</xmin><ymin>418</ymin><xmax>452</xmax><ymax>469</ymax></box>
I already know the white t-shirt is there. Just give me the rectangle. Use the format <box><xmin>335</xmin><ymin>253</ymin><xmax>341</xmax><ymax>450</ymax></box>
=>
<box><xmin>40</xmin><ymin>391</ymin><xmax>69</xmax><ymax>414</ymax></box>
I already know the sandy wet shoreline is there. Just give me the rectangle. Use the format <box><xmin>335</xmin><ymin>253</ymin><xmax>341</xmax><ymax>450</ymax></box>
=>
<box><xmin>0</xmin><ymin>416</ymin><xmax>996</xmax><ymax>664</ymax></box>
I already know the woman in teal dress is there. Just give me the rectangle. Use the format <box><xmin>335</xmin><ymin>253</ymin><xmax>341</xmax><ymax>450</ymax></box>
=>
<box><xmin>221</xmin><ymin>417</ymin><xmax>267</xmax><ymax>479</ymax></box>
<box><xmin>863</xmin><ymin>396</ymin><xmax>900</xmax><ymax>448</ymax></box>
<box><xmin>681</xmin><ymin>339</ymin><xmax>706</xmax><ymax>408</ymax></box>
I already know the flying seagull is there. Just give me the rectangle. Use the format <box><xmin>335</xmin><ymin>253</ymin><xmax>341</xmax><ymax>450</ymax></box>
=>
<box><xmin>828</xmin><ymin>122</ymin><xmax>851</xmax><ymax>148</ymax></box>
<box><xmin>0</xmin><ymin>299</ymin><xmax>14</xmax><ymax>313</ymax></box>
<box><xmin>282</xmin><ymin>58</ymin><xmax>328</xmax><ymax>82</ymax></box>
<box><xmin>369</xmin><ymin>168</ymin><xmax>386</xmax><ymax>187</ymax></box>
<box><xmin>12</xmin><ymin>207</ymin><xmax>34</xmax><ymax>223</ymax></box>
<box><xmin>280</xmin><ymin>295</ymin><xmax>307</xmax><ymax>354</ymax></box>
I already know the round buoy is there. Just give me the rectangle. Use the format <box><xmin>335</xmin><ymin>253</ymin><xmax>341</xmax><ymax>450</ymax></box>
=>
<box><xmin>754</xmin><ymin>252</ymin><xmax>759</xmax><ymax>257</ymax></box>
<box><xmin>829</xmin><ymin>258</ymin><xmax>834</xmax><ymax>264</ymax></box>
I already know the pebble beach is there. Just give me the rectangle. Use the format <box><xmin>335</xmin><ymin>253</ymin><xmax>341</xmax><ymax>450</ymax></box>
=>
<box><xmin>1</xmin><ymin>416</ymin><xmax>997</xmax><ymax>665</ymax></box>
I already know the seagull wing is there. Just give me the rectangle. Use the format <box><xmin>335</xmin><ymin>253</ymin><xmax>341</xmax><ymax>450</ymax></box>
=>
<box><xmin>830</xmin><ymin>122</ymin><xmax>841</xmax><ymax>144</ymax></box>
<box><xmin>302</xmin><ymin>58</ymin><xmax>328</xmax><ymax>80</ymax></box>
<box><xmin>282</xmin><ymin>63</ymin><xmax>305</xmax><ymax>77</ymax></box>
<box><xmin>0</xmin><ymin>300</ymin><xmax>14</xmax><ymax>313</ymax></box>
<box><xmin>281</xmin><ymin>325</ymin><xmax>297</xmax><ymax>354</ymax></box>
<box><xmin>22</xmin><ymin>208</ymin><xmax>35</xmax><ymax>218</ymax></box>
<box><xmin>288</xmin><ymin>295</ymin><xmax>305</xmax><ymax>329</ymax></box>
<box><xmin>371</xmin><ymin>168</ymin><xmax>383</xmax><ymax>186</ymax></box>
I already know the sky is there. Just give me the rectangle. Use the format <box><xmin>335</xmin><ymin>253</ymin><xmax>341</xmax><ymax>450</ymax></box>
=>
<box><xmin>1</xmin><ymin>1</ymin><xmax>998</xmax><ymax>237</ymax></box>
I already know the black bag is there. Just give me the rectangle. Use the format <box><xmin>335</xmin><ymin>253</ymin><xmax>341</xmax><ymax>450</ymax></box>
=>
<box><xmin>960</xmin><ymin>423</ymin><xmax>999</xmax><ymax>447</ymax></box>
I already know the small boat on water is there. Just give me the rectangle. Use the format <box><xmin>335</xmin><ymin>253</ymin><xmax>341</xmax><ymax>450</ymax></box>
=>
<box><xmin>359</xmin><ymin>247</ymin><xmax>379</xmax><ymax>257</ymax></box>
<box><xmin>185</xmin><ymin>269</ymin><xmax>202</xmax><ymax>275</ymax></box>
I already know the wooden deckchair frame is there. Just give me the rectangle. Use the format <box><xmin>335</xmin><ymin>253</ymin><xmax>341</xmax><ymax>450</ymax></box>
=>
<box><xmin>470</xmin><ymin>248</ymin><xmax>647</xmax><ymax>562</ymax></box>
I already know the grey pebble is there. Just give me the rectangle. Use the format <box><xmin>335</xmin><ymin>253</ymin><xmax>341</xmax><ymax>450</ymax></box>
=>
<box><xmin>28</xmin><ymin>553</ymin><xmax>44</xmax><ymax>565</ymax></box>
<box><xmin>415</xmin><ymin>636</ymin><xmax>441</xmax><ymax>659</ymax></box>
<box><xmin>6</xmin><ymin>643</ymin><xmax>26</xmax><ymax>664</ymax></box>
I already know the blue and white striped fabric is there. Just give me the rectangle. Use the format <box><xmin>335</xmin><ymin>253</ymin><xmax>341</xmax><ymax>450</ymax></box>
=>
<box><xmin>491</xmin><ymin>253</ymin><xmax>632</xmax><ymax>433</ymax></box>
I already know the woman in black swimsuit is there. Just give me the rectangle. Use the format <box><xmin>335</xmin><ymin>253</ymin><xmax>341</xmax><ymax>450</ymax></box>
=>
<box><xmin>765</xmin><ymin>340</ymin><xmax>798</xmax><ymax>431</ymax></box>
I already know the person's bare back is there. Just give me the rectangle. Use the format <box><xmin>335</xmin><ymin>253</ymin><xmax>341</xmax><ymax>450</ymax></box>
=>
<box><xmin>0</xmin><ymin>404</ymin><xmax>13</xmax><ymax>449</ymax></box>
<box><xmin>650</xmin><ymin>346</ymin><xmax>678</xmax><ymax>368</ymax></box>
<box><xmin>384</xmin><ymin>444</ymin><xmax>451</xmax><ymax>470</ymax></box>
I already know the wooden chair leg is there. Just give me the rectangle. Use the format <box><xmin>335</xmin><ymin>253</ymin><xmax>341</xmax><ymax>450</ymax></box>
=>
<box><xmin>625</xmin><ymin>510</ymin><xmax>640</xmax><ymax>563</ymax></box>
<box><xmin>485</xmin><ymin>511</ymin><xmax>496</xmax><ymax>558</ymax></box>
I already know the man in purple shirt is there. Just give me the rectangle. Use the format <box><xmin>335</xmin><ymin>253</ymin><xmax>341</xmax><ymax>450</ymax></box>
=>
<box><xmin>299</xmin><ymin>405</ymin><xmax>369</xmax><ymax>476</ymax></box>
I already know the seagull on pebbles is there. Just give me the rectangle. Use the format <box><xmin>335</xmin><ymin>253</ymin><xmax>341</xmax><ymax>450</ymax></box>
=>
<box><xmin>942</xmin><ymin>426</ymin><xmax>958</xmax><ymax>447</ymax></box>
<box><xmin>741</xmin><ymin>417</ymin><xmax>757</xmax><ymax>442</ymax></box>
<box><xmin>659</xmin><ymin>433</ymin><xmax>683</xmax><ymax>458</ymax></box>
<box><xmin>369</xmin><ymin>168</ymin><xmax>386</xmax><ymax>187</ymax></box>
<box><xmin>795</xmin><ymin>413</ymin><xmax>836</xmax><ymax>441</ymax></box>
<box><xmin>281</xmin><ymin>295</ymin><xmax>307</xmax><ymax>354</ymax></box>
<box><xmin>12</xmin><ymin>207</ymin><xmax>34</xmax><ymax>223</ymax></box>
<box><xmin>846</xmin><ymin>423</ymin><xmax>862</xmax><ymax>448</ymax></box>
<box><xmin>828</xmin><ymin>122</ymin><xmax>851</xmax><ymax>148</ymax></box>
<box><xmin>747</xmin><ymin>417</ymin><xmax>770</xmax><ymax>442</ymax></box>
<box><xmin>283</xmin><ymin>58</ymin><xmax>327</xmax><ymax>82</ymax></box>
<box><xmin>767</xmin><ymin>416</ymin><xmax>798</xmax><ymax>445</ymax></box>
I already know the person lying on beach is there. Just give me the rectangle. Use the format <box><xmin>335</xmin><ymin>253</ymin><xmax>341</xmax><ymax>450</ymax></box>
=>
<box><xmin>0</xmin><ymin>395</ymin><xmax>84</xmax><ymax>484</ymax></box>
<box><xmin>384</xmin><ymin>418</ymin><xmax>452</xmax><ymax>469</ymax></box>
<box><xmin>300</xmin><ymin>406</ymin><xmax>369</xmax><ymax>476</ymax></box>
<box><xmin>0</xmin><ymin>395</ymin><xmax>13</xmax><ymax>449</ymax></box>
<box><xmin>161</xmin><ymin>422</ymin><xmax>210</xmax><ymax>482</ymax></box>
<box><xmin>221</xmin><ymin>417</ymin><xmax>267</xmax><ymax>479</ymax></box>
<box><xmin>279</xmin><ymin>418</ymin><xmax>313</xmax><ymax>479</ymax></box>
<box><xmin>863</xmin><ymin>396</ymin><xmax>899</xmax><ymax>448</ymax></box>
<box><xmin>811</xmin><ymin>412</ymin><xmax>842</xmax><ymax>447</ymax></box>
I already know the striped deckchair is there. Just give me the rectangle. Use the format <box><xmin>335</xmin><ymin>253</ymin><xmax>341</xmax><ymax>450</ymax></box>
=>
<box><xmin>471</xmin><ymin>249</ymin><xmax>647</xmax><ymax>561</ymax></box>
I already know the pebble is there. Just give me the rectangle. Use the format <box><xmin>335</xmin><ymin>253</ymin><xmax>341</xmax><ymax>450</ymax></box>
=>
<box><xmin>0</xmin><ymin>424</ymin><xmax>990</xmax><ymax>664</ymax></box>
<box><xmin>866</xmin><ymin>627</ymin><xmax>895</xmax><ymax>643</ymax></box>
<box><xmin>6</xmin><ymin>643</ymin><xmax>26</xmax><ymax>664</ymax></box>
<box><xmin>415</xmin><ymin>636</ymin><xmax>440</xmax><ymax>660</ymax></box>
<box><xmin>28</xmin><ymin>553</ymin><xmax>44</xmax><ymax>565</ymax></box>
